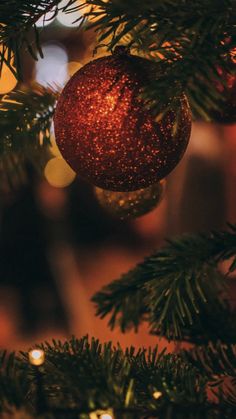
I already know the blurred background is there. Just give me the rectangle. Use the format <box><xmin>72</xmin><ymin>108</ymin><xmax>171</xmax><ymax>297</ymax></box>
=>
<box><xmin>0</xmin><ymin>0</ymin><xmax>236</xmax><ymax>351</ymax></box>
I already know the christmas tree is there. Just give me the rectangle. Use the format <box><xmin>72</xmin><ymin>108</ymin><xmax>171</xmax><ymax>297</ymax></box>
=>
<box><xmin>0</xmin><ymin>0</ymin><xmax>236</xmax><ymax>417</ymax></box>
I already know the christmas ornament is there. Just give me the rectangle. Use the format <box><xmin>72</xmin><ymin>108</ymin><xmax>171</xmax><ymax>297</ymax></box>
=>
<box><xmin>95</xmin><ymin>180</ymin><xmax>165</xmax><ymax>219</ymax></box>
<box><xmin>54</xmin><ymin>47</ymin><xmax>191</xmax><ymax>192</ymax></box>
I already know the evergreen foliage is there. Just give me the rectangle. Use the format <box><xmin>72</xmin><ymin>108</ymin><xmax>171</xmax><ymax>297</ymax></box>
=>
<box><xmin>93</xmin><ymin>225</ymin><xmax>236</xmax><ymax>342</ymax></box>
<box><xmin>0</xmin><ymin>84</ymin><xmax>56</xmax><ymax>188</ymax></box>
<box><xmin>0</xmin><ymin>0</ymin><xmax>81</xmax><ymax>79</ymax></box>
<box><xmin>1</xmin><ymin>336</ymin><xmax>236</xmax><ymax>418</ymax></box>
<box><xmin>0</xmin><ymin>1</ymin><xmax>235</xmax><ymax>417</ymax></box>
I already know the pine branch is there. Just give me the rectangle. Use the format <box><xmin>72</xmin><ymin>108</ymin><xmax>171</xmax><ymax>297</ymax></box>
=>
<box><xmin>0</xmin><ymin>0</ymin><xmax>82</xmax><ymax>79</ymax></box>
<box><xmin>0</xmin><ymin>83</ymin><xmax>57</xmax><ymax>188</ymax></box>
<box><xmin>0</xmin><ymin>351</ymin><xmax>30</xmax><ymax>412</ymax></box>
<box><xmin>0</xmin><ymin>337</ymin><xmax>235</xmax><ymax>419</ymax></box>
<box><xmin>184</xmin><ymin>343</ymin><xmax>236</xmax><ymax>410</ymax></box>
<box><xmin>92</xmin><ymin>225</ymin><xmax>236</xmax><ymax>342</ymax></box>
<box><xmin>1</xmin><ymin>337</ymin><xmax>236</xmax><ymax>417</ymax></box>
<box><xmin>184</xmin><ymin>342</ymin><xmax>236</xmax><ymax>379</ymax></box>
<box><xmin>84</xmin><ymin>0</ymin><xmax>236</xmax><ymax>120</ymax></box>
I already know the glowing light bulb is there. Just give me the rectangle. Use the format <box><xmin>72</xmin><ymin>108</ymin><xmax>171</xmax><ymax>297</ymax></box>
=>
<box><xmin>28</xmin><ymin>349</ymin><xmax>45</xmax><ymax>366</ymax></box>
<box><xmin>153</xmin><ymin>390</ymin><xmax>162</xmax><ymax>400</ymax></box>
<box><xmin>90</xmin><ymin>410</ymin><xmax>114</xmax><ymax>419</ymax></box>
<box><xmin>44</xmin><ymin>156</ymin><xmax>76</xmax><ymax>188</ymax></box>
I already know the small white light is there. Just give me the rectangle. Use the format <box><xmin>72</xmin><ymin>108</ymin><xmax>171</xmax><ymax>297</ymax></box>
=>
<box><xmin>29</xmin><ymin>349</ymin><xmax>45</xmax><ymax>366</ymax></box>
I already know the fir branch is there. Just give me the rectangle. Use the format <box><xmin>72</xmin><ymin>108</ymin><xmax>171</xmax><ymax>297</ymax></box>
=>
<box><xmin>84</xmin><ymin>0</ymin><xmax>236</xmax><ymax>119</ymax></box>
<box><xmin>1</xmin><ymin>337</ymin><xmax>236</xmax><ymax>417</ymax></box>
<box><xmin>92</xmin><ymin>225</ymin><xmax>236</xmax><ymax>342</ymax></box>
<box><xmin>0</xmin><ymin>337</ymin><xmax>221</xmax><ymax>418</ymax></box>
<box><xmin>184</xmin><ymin>342</ymin><xmax>236</xmax><ymax>379</ymax></box>
<box><xmin>0</xmin><ymin>0</ymin><xmax>82</xmax><ymax>79</ymax></box>
<box><xmin>0</xmin><ymin>83</ymin><xmax>57</xmax><ymax>188</ymax></box>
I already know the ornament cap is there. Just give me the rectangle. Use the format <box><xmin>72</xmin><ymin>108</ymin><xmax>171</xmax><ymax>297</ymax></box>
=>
<box><xmin>113</xmin><ymin>45</ymin><xmax>130</xmax><ymax>56</ymax></box>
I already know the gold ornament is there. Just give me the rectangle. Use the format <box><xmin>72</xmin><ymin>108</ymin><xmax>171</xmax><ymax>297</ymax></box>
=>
<box><xmin>95</xmin><ymin>180</ymin><xmax>166</xmax><ymax>220</ymax></box>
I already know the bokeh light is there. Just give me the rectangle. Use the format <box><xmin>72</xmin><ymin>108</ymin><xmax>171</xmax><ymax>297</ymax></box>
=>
<box><xmin>57</xmin><ymin>0</ymin><xmax>83</xmax><ymax>27</ymax></box>
<box><xmin>0</xmin><ymin>46</ymin><xmax>17</xmax><ymax>94</ymax></box>
<box><xmin>44</xmin><ymin>156</ymin><xmax>76</xmax><ymax>188</ymax></box>
<box><xmin>28</xmin><ymin>349</ymin><xmax>45</xmax><ymax>366</ymax></box>
<box><xmin>58</xmin><ymin>61</ymin><xmax>83</xmax><ymax>83</ymax></box>
<box><xmin>36</xmin><ymin>9</ymin><xmax>56</xmax><ymax>27</ymax></box>
<box><xmin>153</xmin><ymin>390</ymin><xmax>162</xmax><ymax>400</ymax></box>
<box><xmin>35</xmin><ymin>43</ymin><xmax>68</xmax><ymax>86</ymax></box>
<box><xmin>0</xmin><ymin>63</ymin><xmax>17</xmax><ymax>95</ymax></box>
<box><xmin>100</xmin><ymin>414</ymin><xmax>113</xmax><ymax>419</ymax></box>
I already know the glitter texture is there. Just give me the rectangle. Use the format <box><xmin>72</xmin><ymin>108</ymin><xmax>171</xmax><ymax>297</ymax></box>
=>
<box><xmin>95</xmin><ymin>180</ymin><xmax>165</xmax><ymax>219</ymax></box>
<box><xmin>54</xmin><ymin>48</ymin><xmax>192</xmax><ymax>191</ymax></box>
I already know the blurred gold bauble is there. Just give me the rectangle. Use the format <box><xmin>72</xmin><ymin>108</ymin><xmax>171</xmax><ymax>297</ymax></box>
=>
<box><xmin>95</xmin><ymin>180</ymin><xmax>166</xmax><ymax>220</ymax></box>
<box><xmin>44</xmin><ymin>156</ymin><xmax>76</xmax><ymax>188</ymax></box>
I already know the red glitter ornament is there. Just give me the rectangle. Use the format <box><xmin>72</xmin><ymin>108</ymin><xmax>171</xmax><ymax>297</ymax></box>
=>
<box><xmin>54</xmin><ymin>47</ymin><xmax>192</xmax><ymax>191</ymax></box>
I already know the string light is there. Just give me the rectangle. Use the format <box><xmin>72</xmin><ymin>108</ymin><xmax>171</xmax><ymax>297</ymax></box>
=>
<box><xmin>90</xmin><ymin>409</ymin><xmax>114</xmax><ymax>419</ymax></box>
<box><xmin>153</xmin><ymin>390</ymin><xmax>162</xmax><ymax>400</ymax></box>
<box><xmin>28</xmin><ymin>349</ymin><xmax>45</xmax><ymax>366</ymax></box>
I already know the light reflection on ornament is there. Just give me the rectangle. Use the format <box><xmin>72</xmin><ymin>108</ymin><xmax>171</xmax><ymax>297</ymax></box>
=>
<box><xmin>44</xmin><ymin>156</ymin><xmax>76</xmax><ymax>188</ymax></box>
<box><xmin>95</xmin><ymin>180</ymin><xmax>166</xmax><ymax>219</ymax></box>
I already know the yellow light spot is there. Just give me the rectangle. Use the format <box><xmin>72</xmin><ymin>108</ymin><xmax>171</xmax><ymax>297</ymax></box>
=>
<box><xmin>0</xmin><ymin>45</ymin><xmax>17</xmax><ymax>94</ymax></box>
<box><xmin>44</xmin><ymin>157</ymin><xmax>76</xmax><ymax>188</ymax></box>
<box><xmin>28</xmin><ymin>349</ymin><xmax>45</xmax><ymax>366</ymax></box>
<box><xmin>153</xmin><ymin>390</ymin><xmax>162</xmax><ymax>400</ymax></box>
<box><xmin>90</xmin><ymin>410</ymin><xmax>114</xmax><ymax>419</ymax></box>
